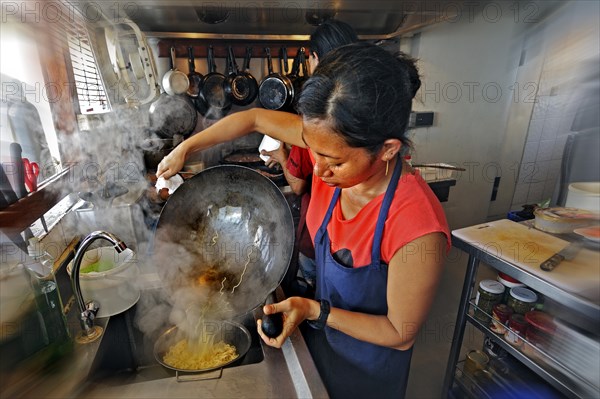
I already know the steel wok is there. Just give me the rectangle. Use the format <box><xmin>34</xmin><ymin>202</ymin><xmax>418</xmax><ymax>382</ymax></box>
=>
<box><xmin>153</xmin><ymin>165</ymin><xmax>295</xmax><ymax>319</ymax></box>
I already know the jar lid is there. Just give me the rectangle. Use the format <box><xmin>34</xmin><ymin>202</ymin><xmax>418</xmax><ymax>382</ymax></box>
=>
<box><xmin>479</xmin><ymin>279</ymin><xmax>504</xmax><ymax>294</ymax></box>
<box><xmin>497</xmin><ymin>272</ymin><xmax>522</xmax><ymax>284</ymax></box>
<box><xmin>510</xmin><ymin>286</ymin><xmax>538</xmax><ymax>303</ymax></box>
<box><xmin>525</xmin><ymin>311</ymin><xmax>556</xmax><ymax>334</ymax></box>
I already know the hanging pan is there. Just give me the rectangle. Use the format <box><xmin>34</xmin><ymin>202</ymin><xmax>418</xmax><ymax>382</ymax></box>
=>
<box><xmin>223</xmin><ymin>46</ymin><xmax>258</xmax><ymax>106</ymax></box>
<box><xmin>258</xmin><ymin>47</ymin><xmax>294</xmax><ymax>111</ymax></box>
<box><xmin>186</xmin><ymin>46</ymin><xmax>203</xmax><ymax>98</ymax></box>
<box><xmin>195</xmin><ymin>46</ymin><xmax>231</xmax><ymax>120</ymax></box>
<box><xmin>162</xmin><ymin>47</ymin><xmax>189</xmax><ymax>96</ymax></box>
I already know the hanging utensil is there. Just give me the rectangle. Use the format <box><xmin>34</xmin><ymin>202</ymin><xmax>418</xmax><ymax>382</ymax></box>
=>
<box><xmin>240</xmin><ymin>47</ymin><xmax>259</xmax><ymax>104</ymax></box>
<box><xmin>186</xmin><ymin>46</ymin><xmax>203</xmax><ymax>98</ymax></box>
<box><xmin>195</xmin><ymin>46</ymin><xmax>231</xmax><ymax>120</ymax></box>
<box><xmin>223</xmin><ymin>46</ymin><xmax>258</xmax><ymax>106</ymax></box>
<box><xmin>148</xmin><ymin>92</ymin><xmax>198</xmax><ymax>139</ymax></box>
<box><xmin>162</xmin><ymin>47</ymin><xmax>189</xmax><ymax>96</ymax></box>
<box><xmin>258</xmin><ymin>47</ymin><xmax>294</xmax><ymax>111</ymax></box>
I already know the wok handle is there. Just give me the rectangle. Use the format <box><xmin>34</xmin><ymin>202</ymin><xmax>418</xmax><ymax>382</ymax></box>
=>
<box><xmin>176</xmin><ymin>368</ymin><xmax>223</xmax><ymax>382</ymax></box>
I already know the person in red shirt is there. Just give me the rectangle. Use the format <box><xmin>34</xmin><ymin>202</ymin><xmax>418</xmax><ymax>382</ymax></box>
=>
<box><xmin>264</xmin><ymin>144</ymin><xmax>316</xmax><ymax>293</ymax></box>
<box><xmin>157</xmin><ymin>43</ymin><xmax>449</xmax><ymax>399</ymax></box>
<box><xmin>261</xmin><ymin>20</ymin><xmax>359</xmax><ymax>293</ymax></box>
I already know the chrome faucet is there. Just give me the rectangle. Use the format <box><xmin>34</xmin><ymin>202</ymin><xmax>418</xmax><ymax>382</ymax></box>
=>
<box><xmin>70</xmin><ymin>231</ymin><xmax>127</xmax><ymax>340</ymax></box>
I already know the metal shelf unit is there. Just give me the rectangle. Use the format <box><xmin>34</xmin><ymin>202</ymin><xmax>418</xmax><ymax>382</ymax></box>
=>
<box><xmin>443</xmin><ymin>233</ymin><xmax>600</xmax><ymax>398</ymax></box>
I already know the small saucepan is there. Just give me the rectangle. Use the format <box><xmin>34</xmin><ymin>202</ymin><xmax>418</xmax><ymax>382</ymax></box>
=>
<box><xmin>162</xmin><ymin>47</ymin><xmax>190</xmax><ymax>96</ymax></box>
<box><xmin>223</xmin><ymin>47</ymin><xmax>258</xmax><ymax>106</ymax></box>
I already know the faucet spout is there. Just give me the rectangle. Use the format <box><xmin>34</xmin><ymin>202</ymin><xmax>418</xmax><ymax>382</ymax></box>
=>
<box><xmin>70</xmin><ymin>231</ymin><xmax>128</xmax><ymax>341</ymax></box>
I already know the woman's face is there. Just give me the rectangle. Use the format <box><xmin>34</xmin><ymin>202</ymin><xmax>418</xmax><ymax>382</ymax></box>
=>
<box><xmin>302</xmin><ymin>118</ymin><xmax>382</xmax><ymax>189</ymax></box>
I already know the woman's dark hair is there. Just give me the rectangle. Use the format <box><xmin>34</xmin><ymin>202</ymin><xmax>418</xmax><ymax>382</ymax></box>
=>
<box><xmin>309</xmin><ymin>19</ymin><xmax>358</xmax><ymax>59</ymax></box>
<box><xmin>297</xmin><ymin>43</ymin><xmax>420</xmax><ymax>154</ymax></box>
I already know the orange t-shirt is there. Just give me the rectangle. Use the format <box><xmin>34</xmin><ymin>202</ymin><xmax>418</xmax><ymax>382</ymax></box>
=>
<box><xmin>306</xmin><ymin>170</ymin><xmax>451</xmax><ymax>267</ymax></box>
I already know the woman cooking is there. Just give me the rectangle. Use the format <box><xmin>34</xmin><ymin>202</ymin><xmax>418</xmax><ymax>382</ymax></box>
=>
<box><xmin>157</xmin><ymin>43</ymin><xmax>450</xmax><ymax>398</ymax></box>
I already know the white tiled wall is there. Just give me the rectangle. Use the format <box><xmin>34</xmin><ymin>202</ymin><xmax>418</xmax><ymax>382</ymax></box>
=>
<box><xmin>510</xmin><ymin>1</ymin><xmax>600</xmax><ymax>211</ymax></box>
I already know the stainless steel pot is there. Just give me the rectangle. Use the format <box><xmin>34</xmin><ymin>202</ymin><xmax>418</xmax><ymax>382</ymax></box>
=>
<box><xmin>152</xmin><ymin>165</ymin><xmax>295</xmax><ymax>319</ymax></box>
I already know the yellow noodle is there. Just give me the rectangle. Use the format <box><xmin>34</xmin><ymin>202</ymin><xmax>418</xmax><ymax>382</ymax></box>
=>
<box><xmin>231</xmin><ymin>247</ymin><xmax>252</xmax><ymax>294</ymax></box>
<box><xmin>211</xmin><ymin>231</ymin><xmax>219</xmax><ymax>246</ymax></box>
<box><xmin>219</xmin><ymin>277</ymin><xmax>227</xmax><ymax>295</ymax></box>
<box><xmin>163</xmin><ymin>339</ymin><xmax>238</xmax><ymax>370</ymax></box>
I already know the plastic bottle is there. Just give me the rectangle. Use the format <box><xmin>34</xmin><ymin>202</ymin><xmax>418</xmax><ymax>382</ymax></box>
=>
<box><xmin>26</xmin><ymin>238</ymin><xmax>72</xmax><ymax>362</ymax></box>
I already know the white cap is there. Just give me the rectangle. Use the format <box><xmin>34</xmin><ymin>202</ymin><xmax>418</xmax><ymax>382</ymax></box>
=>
<box><xmin>479</xmin><ymin>279</ymin><xmax>504</xmax><ymax>294</ymax></box>
<box><xmin>510</xmin><ymin>286</ymin><xmax>538</xmax><ymax>303</ymax></box>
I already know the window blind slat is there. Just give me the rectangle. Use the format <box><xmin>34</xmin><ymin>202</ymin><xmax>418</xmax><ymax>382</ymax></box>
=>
<box><xmin>66</xmin><ymin>20</ymin><xmax>110</xmax><ymax>113</ymax></box>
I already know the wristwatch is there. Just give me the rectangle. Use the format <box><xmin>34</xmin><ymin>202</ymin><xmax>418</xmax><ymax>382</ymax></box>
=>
<box><xmin>307</xmin><ymin>299</ymin><xmax>330</xmax><ymax>330</ymax></box>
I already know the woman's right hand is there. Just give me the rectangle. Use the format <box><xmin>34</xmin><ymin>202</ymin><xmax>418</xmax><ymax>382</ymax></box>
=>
<box><xmin>156</xmin><ymin>144</ymin><xmax>186</xmax><ymax>179</ymax></box>
<box><xmin>257</xmin><ymin>296</ymin><xmax>320</xmax><ymax>348</ymax></box>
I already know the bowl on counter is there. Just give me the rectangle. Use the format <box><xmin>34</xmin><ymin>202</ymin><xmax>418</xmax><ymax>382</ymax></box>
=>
<box><xmin>67</xmin><ymin>246</ymin><xmax>140</xmax><ymax>318</ymax></box>
<box><xmin>533</xmin><ymin>207</ymin><xmax>599</xmax><ymax>234</ymax></box>
<box><xmin>565</xmin><ymin>182</ymin><xmax>600</xmax><ymax>214</ymax></box>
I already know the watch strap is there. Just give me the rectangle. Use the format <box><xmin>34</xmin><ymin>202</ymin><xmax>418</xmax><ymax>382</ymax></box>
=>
<box><xmin>307</xmin><ymin>299</ymin><xmax>330</xmax><ymax>330</ymax></box>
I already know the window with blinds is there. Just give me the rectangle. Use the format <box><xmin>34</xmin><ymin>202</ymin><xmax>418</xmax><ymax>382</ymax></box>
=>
<box><xmin>64</xmin><ymin>21</ymin><xmax>110</xmax><ymax>114</ymax></box>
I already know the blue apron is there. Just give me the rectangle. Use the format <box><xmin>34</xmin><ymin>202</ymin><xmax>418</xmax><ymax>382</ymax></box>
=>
<box><xmin>313</xmin><ymin>157</ymin><xmax>413</xmax><ymax>399</ymax></box>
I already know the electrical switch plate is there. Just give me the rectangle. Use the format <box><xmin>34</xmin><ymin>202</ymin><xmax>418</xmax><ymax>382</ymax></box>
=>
<box><xmin>408</xmin><ymin>112</ymin><xmax>434</xmax><ymax>128</ymax></box>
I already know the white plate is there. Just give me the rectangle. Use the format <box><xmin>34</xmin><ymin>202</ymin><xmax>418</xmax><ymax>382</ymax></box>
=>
<box><xmin>574</xmin><ymin>226</ymin><xmax>600</xmax><ymax>242</ymax></box>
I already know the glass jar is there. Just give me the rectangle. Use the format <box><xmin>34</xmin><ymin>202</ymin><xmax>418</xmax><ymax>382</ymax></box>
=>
<box><xmin>474</xmin><ymin>280</ymin><xmax>504</xmax><ymax>323</ymax></box>
<box><xmin>504</xmin><ymin>313</ymin><xmax>529</xmax><ymax>347</ymax></box>
<box><xmin>525</xmin><ymin>311</ymin><xmax>556</xmax><ymax>351</ymax></box>
<box><xmin>507</xmin><ymin>286</ymin><xmax>538</xmax><ymax>315</ymax></box>
<box><xmin>490</xmin><ymin>303</ymin><xmax>513</xmax><ymax>334</ymax></box>
<box><xmin>497</xmin><ymin>272</ymin><xmax>525</xmax><ymax>303</ymax></box>
<box><xmin>464</xmin><ymin>349</ymin><xmax>489</xmax><ymax>376</ymax></box>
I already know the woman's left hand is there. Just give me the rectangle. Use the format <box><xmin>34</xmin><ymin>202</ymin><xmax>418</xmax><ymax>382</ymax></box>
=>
<box><xmin>257</xmin><ymin>296</ymin><xmax>317</xmax><ymax>348</ymax></box>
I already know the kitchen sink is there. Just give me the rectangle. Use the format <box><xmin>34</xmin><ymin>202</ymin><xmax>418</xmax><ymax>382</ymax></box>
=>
<box><xmin>88</xmin><ymin>293</ymin><xmax>265</xmax><ymax>384</ymax></box>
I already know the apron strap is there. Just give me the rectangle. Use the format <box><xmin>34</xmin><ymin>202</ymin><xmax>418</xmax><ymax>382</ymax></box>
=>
<box><xmin>370</xmin><ymin>155</ymin><xmax>403</xmax><ymax>265</ymax></box>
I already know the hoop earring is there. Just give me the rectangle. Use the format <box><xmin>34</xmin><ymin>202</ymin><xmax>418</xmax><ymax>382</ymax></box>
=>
<box><xmin>385</xmin><ymin>160</ymin><xmax>389</xmax><ymax>176</ymax></box>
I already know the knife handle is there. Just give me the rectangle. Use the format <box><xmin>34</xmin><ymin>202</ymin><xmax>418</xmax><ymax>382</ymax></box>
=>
<box><xmin>9</xmin><ymin>142</ymin><xmax>27</xmax><ymax>198</ymax></box>
<box><xmin>541</xmin><ymin>254</ymin><xmax>565</xmax><ymax>271</ymax></box>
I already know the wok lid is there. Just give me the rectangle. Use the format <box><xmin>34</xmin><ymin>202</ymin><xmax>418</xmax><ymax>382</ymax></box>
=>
<box><xmin>153</xmin><ymin>165</ymin><xmax>294</xmax><ymax>319</ymax></box>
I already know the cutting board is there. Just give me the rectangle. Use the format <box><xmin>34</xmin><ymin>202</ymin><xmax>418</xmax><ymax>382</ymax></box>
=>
<box><xmin>453</xmin><ymin>219</ymin><xmax>600</xmax><ymax>302</ymax></box>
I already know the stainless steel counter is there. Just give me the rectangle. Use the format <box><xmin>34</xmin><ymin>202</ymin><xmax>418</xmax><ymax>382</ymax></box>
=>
<box><xmin>75</xmin><ymin>287</ymin><xmax>327</xmax><ymax>399</ymax></box>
